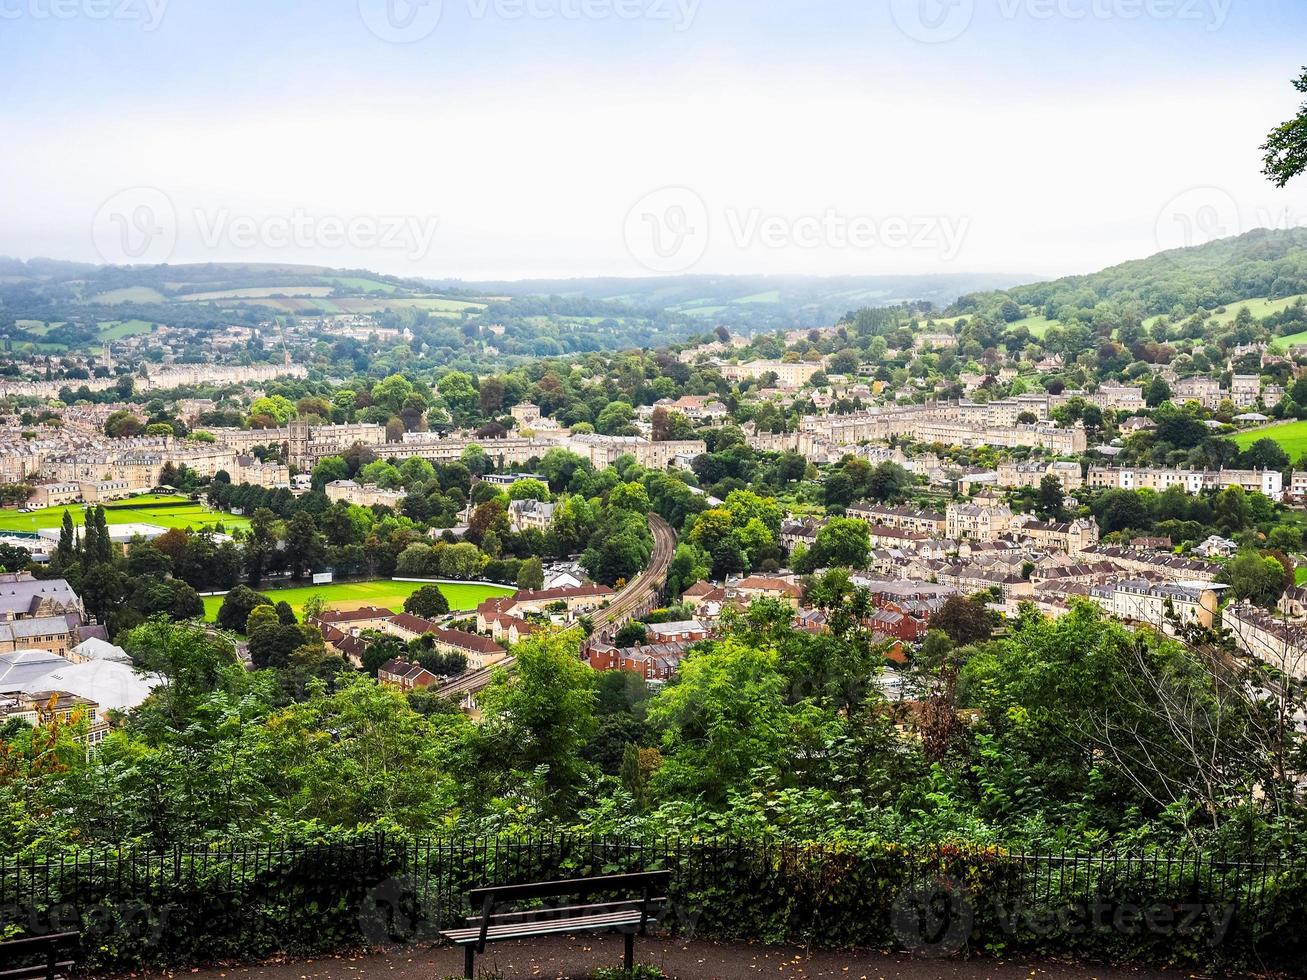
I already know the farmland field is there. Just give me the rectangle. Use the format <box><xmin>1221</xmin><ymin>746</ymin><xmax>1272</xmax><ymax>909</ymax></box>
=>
<box><xmin>326</xmin><ymin>276</ymin><xmax>397</xmax><ymax>293</ymax></box>
<box><xmin>92</xmin><ymin>286</ymin><xmax>167</xmax><ymax>304</ymax></box>
<box><xmin>98</xmin><ymin>319</ymin><xmax>156</xmax><ymax>340</ymax></box>
<box><xmin>0</xmin><ymin>495</ymin><xmax>250</xmax><ymax>534</ymax></box>
<box><xmin>1272</xmin><ymin>319</ymin><xmax>1307</xmax><ymax>349</ymax></box>
<box><xmin>178</xmin><ymin>286</ymin><xmax>335</xmax><ymax>301</ymax></box>
<box><xmin>334</xmin><ymin>296</ymin><xmax>486</xmax><ymax>313</ymax></box>
<box><xmin>1007</xmin><ymin>314</ymin><xmax>1059</xmax><ymax>338</ymax></box>
<box><xmin>1215</xmin><ymin>294</ymin><xmax>1306</xmax><ymax>328</ymax></box>
<box><xmin>1232</xmin><ymin>419</ymin><xmax>1307</xmax><ymax>459</ymax></box>
<box><xmin>201</xmin><ymin>579</ymin><xmax>514</xmax><ymax>622</ymax></box>
<box><xmin>923</xmin><ymin>315</ymin><xmax>967</xmax><ymax>330</ymax></box>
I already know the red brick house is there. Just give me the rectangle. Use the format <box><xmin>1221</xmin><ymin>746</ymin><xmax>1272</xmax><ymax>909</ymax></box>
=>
<box><xmin>869</xmin><ymin>608</ymin><xmax>926</xmax><ymax>642</ymax></box>
<box><xmin>645</xmin><ymin>620</ymin><xmax>709</xmax><ymax>643</ymax></box>
<box><xmin>377</xmin><ymin>658</ymin><xmax>436</xmax><ymax>692</ymax></box>
<box><xmin>587</xmin><ymin>640</ymin><xmax>691</xmax><ymax>681</ymax></box>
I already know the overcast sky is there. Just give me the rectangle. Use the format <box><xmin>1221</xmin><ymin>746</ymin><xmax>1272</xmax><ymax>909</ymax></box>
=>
<box><xmin>2</xmin><ymin>0</ymin><xmax>1305</xmax><ymax>282</ymax></box>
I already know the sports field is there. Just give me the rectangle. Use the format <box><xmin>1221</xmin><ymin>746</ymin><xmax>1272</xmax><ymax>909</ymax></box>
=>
<box><xmin>0</xmin><ymin>495</ymin><xmax>250</xmax><ymax>534</ymax></box>
<box><xmin>202</xmin><ymin>579</ymin><xmax>514</xmax><ymax>622</ymax></box>
<box><xmin>1232</xmin><ymin>419</ymin><xmax>1307</xmax><ymax>459</ymax></box>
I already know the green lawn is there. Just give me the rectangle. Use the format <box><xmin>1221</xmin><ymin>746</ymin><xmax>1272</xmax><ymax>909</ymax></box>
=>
<box><xmin>0</xmin><ymin>496</ymin><xmax>249</xmax><ymax>534</ymax></box>
<box><xmin>202</xmin><ymin>580</ymin><xmax>514</xmax><ymax>622</ymax></box>
<box><xmin>1232</xmin><ymin>419</ymin><xmax>1307</xmax><ymax>459</ymax></box>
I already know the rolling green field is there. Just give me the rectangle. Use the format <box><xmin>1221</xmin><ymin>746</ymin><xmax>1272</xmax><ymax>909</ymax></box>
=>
<box><xmin>326</xmin><ymin>276</ymin><xmax>398</xmax><ymax>293</ymax></box>
<box><xmin>98</xmin><ymin>319</ymin><xmax>156</xmax><ymax>340</ymax></box>
<box><xmin>923</xmin><ymin>315</ymin><xmax>966</xmax><ymax>330</ymax></box>
<box><xmin>1007</xmin><ymin>314</ymin><xmax>1060</xmax><ymax>338</ymax></box>
<box><xmin>92</xmin><ymin>286</ymin><xmax>167</xmax><ymax>304</ymax></box>
<box><xmin>1232</xmin><ymin>419</ymin><xmax>1307</xmax><ymax>459</ymax></box>
<box><xmin>179</xmin><ymin>286</ymin><xmax>335</xmax><ymax>301</ymax></box>
<box><xmin>0</xmin><ymin>495</ymin><xmax>249</xmax><ymax>534</ymax></box>
<box><xmin>202</xmin><ymin>580</ymin><xmax>514</xmax><ymax>622</ymax></box>
<box><xmin>1215</xmin><ymin>294</ymin><xmax>1306</xmax><ymax>328</ymax></box>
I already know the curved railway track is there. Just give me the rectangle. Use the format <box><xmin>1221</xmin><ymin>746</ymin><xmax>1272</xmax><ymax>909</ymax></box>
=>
<box><xmin>437</xmin><ymin>513</ymin><xmax>677</xmax><ymax>702</ymax></box>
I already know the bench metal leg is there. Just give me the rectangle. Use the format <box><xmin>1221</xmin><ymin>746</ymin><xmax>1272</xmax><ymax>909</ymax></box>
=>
<box><xmin>624</xmin><ymin>931</ymin><xmax>634</xmax><ymax>971</ymax></box>
<box><xmin>464</xmin><ymin>945</ymin><xmax>475</xmax><ymax>979</ymax></box>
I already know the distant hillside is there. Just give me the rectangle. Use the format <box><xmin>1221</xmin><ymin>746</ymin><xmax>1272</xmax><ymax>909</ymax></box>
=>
<box><xmin>426</xmin><ymin>273</ymin><xmax>1028</xmax><ymax>332</ymax></box>
<box><xmin>949</xmin><ymin>228</ymin><xmax>1307</xmax><ymax>325</ymax></box>
<box><xmin>0</xmin><ymin>262</ymin><xmax>1031</xmax><ymax>362</ymax></box>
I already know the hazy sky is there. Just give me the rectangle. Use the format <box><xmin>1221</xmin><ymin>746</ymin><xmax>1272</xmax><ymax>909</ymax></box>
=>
<box><xmin>2</xmin><ymin>0</ymin><xmax>1305</xmax><ymax>282</ymax></box>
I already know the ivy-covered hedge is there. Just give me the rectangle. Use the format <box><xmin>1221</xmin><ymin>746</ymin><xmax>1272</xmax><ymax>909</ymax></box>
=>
<box><xmin>1</xmin><ymin>835</ymin><xmax>1303</xmax><ymax>974</ymax></box>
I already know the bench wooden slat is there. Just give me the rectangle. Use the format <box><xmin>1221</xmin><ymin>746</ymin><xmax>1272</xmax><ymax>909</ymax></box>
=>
<box><xmin>464</xmin><ymin>896</ymin><xmax>667</xmax><ymax>926</ymax></box>
<box><xmin>443</xmin><ymin>911</ymin><xmax>652</xmax><ymax>945</ymax></box>
<box><xmin>0</xmin><ymin>962</ymin><xmax>74</xmax><ymax>980</ymax></box>
<box><xmin>444</xmin><ymin>909</ymin><xmax>644</xmax><ymax>937</ymax></box>
<box><xmin>453</xmin><ymin>873</ymin><xmax>666</xmax><ymax>978</ymax></box>
<box><xmin>0</xmin><ymin>935</ymin><xmax>79</xmax><ymax>954</ymax></box>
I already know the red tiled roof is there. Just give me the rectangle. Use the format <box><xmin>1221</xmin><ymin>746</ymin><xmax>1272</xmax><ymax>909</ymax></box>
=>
<box><xmin>316</xmin><ymin>606</ymin><xmax>395</xmax><ymax>624</ymax></box>
<box><xmin>735</xmin><ymin>576</ymin><xmax>802</xmax><ymax>597</ymax></box>
<box><xmin>431</xmin><ymin>627</ymin><xmax>505</xmax><ymax>656</ymax></box>
<box><xmin>388</xmin><ymin>613</ymin><xmax>439</xmax><ymax>635</ymax></box>
<box><xmin>513</xmin><ymin>584</ymin><xmax>614</xmax><ymax>603</ymax></box>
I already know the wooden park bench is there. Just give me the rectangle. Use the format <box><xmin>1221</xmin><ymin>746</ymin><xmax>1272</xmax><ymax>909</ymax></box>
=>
<box><xmin>441</xmin><ymin>870</ymin><xmax>669</xmax><ymax>979</ymax></box>
<box><xmin>0</xmin><ymin>933</ymin><xmax>79</xmax><ymax>980</ymax></box>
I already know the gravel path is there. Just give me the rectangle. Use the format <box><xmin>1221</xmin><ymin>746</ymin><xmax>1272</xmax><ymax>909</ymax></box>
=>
<box><xmin>148</xmin><ymin>934</ymin><xmax>1209</xmax><ymax>980</ymax></box>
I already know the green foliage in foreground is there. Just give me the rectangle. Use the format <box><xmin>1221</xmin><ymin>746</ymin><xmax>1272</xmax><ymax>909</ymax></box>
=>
<box><xmin>3</xmin><ymin>600</ymin><xmax>1304</xmax><ymax>858</ymax></box>
<box><xmin>1</xmin><ymin>597</ymin><xmax>1306</xmax><ymax>971</ymax></box>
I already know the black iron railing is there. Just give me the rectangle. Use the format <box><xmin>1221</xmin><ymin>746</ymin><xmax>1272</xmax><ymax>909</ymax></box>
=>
<box><xmin>0</xmin><ymin>835</ymin><xmax>1302</xmax><ymax>973</ymax></box>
